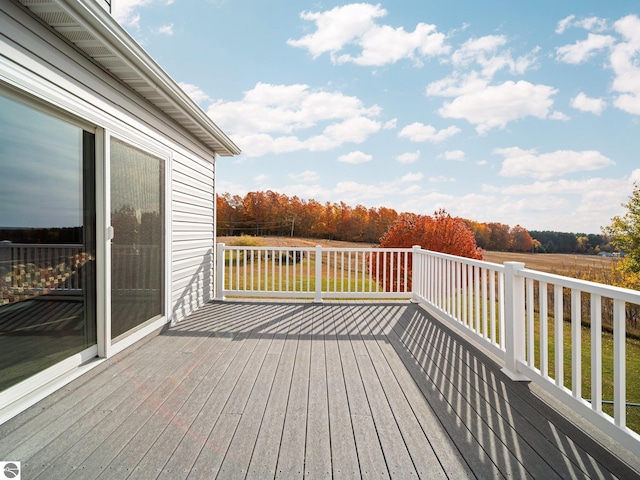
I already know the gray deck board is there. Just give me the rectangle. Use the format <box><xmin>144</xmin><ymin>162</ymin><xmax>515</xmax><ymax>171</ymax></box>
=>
<box><xmin>245</xmin><ymin>307</ymin><xmax>299</xmax><ymax>479</ymax></box>
<box><xmin>388</xmin><ymin>304</ymin><xmax>604</xmax><ymax>480</ymax></box>
<box><xmin>0</xmin><ymin>301</ymin><xmax>638</xmax><ymax>480</ymax></box>
<box><xmin>324</xmin><ymin>321</ymin><xmax>361</xmax><ymax>479</ymax></box>
<box><xmin>304</xmin><ymin>306</ymin><xmax>332</xmax><ymax>479</ymax></box>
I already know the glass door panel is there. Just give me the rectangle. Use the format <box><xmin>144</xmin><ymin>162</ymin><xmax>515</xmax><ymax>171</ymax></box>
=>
<box><xmin>110</xmin><ymin>138</ymin><xmax>165</xmax><ymax>340</ymax></box>
<box><xmin>0</xmin><ymin>93</ymin><xmax>96</xmax><ymax>391</ymax></box>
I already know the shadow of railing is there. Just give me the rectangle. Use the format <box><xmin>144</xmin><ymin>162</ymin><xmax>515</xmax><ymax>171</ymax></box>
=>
<box><xmin>159</xmin><ymin>300</ymin><xmax>637</xmax><ymax>478</ymax></box>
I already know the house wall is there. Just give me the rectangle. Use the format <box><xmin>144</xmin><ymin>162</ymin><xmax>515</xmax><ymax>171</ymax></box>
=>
<box><xmin>171</xmin><ymin>153</ymin><xmax>215</xmax><ymax>321</ymax></box>
<box><xmin>0</xmin><ymin>2</ymin><xmax>216</xmax><ymax>325</ymax></box>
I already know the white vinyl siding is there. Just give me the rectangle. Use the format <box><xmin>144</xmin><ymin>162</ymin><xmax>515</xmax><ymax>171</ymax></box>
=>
<box><xmin>171</xmin><ymin>153</ymin><xmax>215</xmax><ymax>321</ymax></box>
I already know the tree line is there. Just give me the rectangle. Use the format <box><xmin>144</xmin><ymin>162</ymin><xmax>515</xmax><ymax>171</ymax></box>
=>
<box><xmin>217</xmin><ymin>190</ymin><xmax>611</xmax><ymax>254</ymax></box>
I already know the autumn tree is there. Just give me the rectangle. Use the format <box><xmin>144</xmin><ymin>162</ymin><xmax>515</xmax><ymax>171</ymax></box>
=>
<box><xmin>510</xmin><ymin>225</ymin><xmax>533</xmax><ymax>252</ymax></box>
<box><xmin>373</xmin><ymin>210</ymin><xmax>483</xmax><ymax>290</ymax></box>
<box><xmin>603</xmin><ymin>183</ymin><xmax>640</xmax><ymax>288</ymax></box>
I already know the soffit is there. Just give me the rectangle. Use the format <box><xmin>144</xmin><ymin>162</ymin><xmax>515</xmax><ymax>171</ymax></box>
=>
<box><xmin>17</xmin><ymin>0</ymin><xmax>240</xmax><ymax>157</ymax></box>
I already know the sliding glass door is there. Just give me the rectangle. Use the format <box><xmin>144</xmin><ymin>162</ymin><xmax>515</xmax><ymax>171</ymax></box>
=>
<box><xmin>110</xmin><ymin>138</ymin><xmax>165</xmax><ymax>340</ymax></box>
<box><xmin>0</xmin><ymin>93</ymin><xmax>96</xmax><ymax>391</ymax></box>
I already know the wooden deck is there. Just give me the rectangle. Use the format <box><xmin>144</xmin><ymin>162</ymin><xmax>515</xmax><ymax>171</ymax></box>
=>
<box><xmin>1</xmin><ymin>301</ymin><xmax>638</xmax><ymax>479</ymax></box>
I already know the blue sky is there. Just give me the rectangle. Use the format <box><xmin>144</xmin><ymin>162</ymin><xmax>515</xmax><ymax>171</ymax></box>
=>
<box><xmin>114</xmin><ymin>0</ymin><xmax>640</xmax><ymax>234</ymax></box>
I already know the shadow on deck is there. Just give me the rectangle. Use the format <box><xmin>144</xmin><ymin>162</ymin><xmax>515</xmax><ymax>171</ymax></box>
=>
<box><xmin>0</xmin><ymin>301</ymin><xmax>638</xmax><ymax>479</ymax></box>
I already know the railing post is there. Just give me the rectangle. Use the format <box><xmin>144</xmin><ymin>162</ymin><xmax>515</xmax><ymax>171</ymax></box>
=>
<box><xmin>215</xmin><ymin>242</ymin><xmax>225</xmax><ymax>301</ymax></box>
<box><xmin>411</xmin><ymin>245</ymin><xmax>421</xmax><ymax>303</ymax></box>
<box><xmin>314</xmin><ymin>245</ymin><xmax>323</xmax><ymax>303</ymax></box>
<box><xmin>501</xmin><ymin>261</ymin><xmax>529</xmax><ymax>381</ymax></box>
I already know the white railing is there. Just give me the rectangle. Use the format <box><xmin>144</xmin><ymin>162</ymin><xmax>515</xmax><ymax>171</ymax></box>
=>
<box><xmin>216</xmin><ymin>243</ymin><xmax>412</xmax><ymax>301</ymax></box>
<box><xmin>215</xmin><ymin>242</ymin><xmax>640</xmax><ymax>455</ymax></box>
<box><xmin>411</xmin><ymin>248</ymin><xmax>507</xmax><ymax>361</ymax></box>
<box><xmin>412</xmin><ymin>247</ymin><xmax>640</xmax><ymax>457</ymax></box>
<box><xmin>0</xmin><ymin>242</ymin><xmax>85</xmax><ymax>295</ymax></box>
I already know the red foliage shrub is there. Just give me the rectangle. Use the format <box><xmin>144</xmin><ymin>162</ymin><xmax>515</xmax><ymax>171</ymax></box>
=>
<box><xmin>373</xmin><ymin>210</ymin><xmax>484</xmax><ymax>291</ymax></box>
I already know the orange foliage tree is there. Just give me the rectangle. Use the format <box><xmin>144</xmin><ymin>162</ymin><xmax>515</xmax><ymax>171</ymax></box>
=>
<box><xmin>373</xmin><ymin>210</ymin><xmax>484</xmax><ymax>291</ymax></box>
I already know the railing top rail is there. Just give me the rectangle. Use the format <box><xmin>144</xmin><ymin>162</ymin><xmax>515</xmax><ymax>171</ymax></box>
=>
<box><xmin>0</xmin><ymin>243</ymin><xmax>83</xmax><ymax>248</ymax></box>
<box><xmin>521</xmin><ymin>267</ymin><xmax>640</xmax><ymax>304</ymax></box>
<box><xmin>218</xmin><ymin>243</ymin><xmax>413</xmax><ymax>254</ymax></box>
<box><xmin>416</xmin><ymin>248</ymin><xmax>505</xmax><ymax>272</ymax></box>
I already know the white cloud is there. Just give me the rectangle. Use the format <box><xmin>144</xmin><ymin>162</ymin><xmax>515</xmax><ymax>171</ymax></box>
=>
<box><xmin>556</xmin><ymin>33</ymin><xmax>615</xmax><ymax>64</ymax></box>
<box><xmin>426</xmin><ymin>71</ymin><xmax>490</xmax><ymax>98</ymax></box>
<box><xmin>157</xmin><ymin>23</ymin><xmax>174</xmax><ymax>35</ymax></box>
<box><xmin>287</xmin><ymin>3</ymin><xmax>449</xmax><ymax>66</ymax></box>
<box><xmin>288</xmin><ymin>170</ymin><xmax>319</xmax><ymax>182</ymax></box>
<box><xmin>338</xmin><ymin>151</ymin><xmax>373</xmax><ymax>164</ymax></box>
<box><xmin>497</xmin><ymin>177</ymin><xmax>627</xmax><ymax>196</ymax></box>
<box><xmin>112</xmin><ymin>0</ymin><xmax>149</xmax><ymax>27</ymax></box>
<box><xmin>549</xmin><ymin>111</ymin><xmax>570</xmax><ymax>121</ymax></box>
<box><xmin>400</xmin><ymin>172</ymin><xmax>423</xmax><ymax>183</ymax></box>
<box><xmin>438</xmin><ymin>81</ymin><xmax>557</xmax><ymax>134</ymax></box>
<box><xmin>556</xmin><ymin>15</ymin><xmax>576</xmax><ymax>34</ymax></box>
<box><xmin>448</xmin><ymin>35</ymin><xmax>536</xmax><ymax>78</ymax></box>
<box><xmin>438</xmin><ymin>150</ymin><xmax>465</xmax><ymax>161</ymax></box>
<box><xmin>254</xmin><ymin>174</ymin><xmax>268</xmax><ymax>186</ymax></box>
<box><xmin>428</xmin><ymin>175</ymin><xmax>456</xmax><ymax>183</ymax></box>
<box><xmin>495</xmin><ymin>147</ymin><xmax>615</xmax><ymax>180</ymax></box>
<box><xmin>554</xmin><ymin>15</ymin><xmax>640</xmax><ymax>116</ymax></box>
<box><xmin>383</xmin><ymin>118</ymin><xmax>398</xmax><ymax>129</ymax></box>
<box><xmin>426</xmin><ymin>33</ymin><xmax>539</xmax><ymax>103</ymax></box>
<box><xmin>398</xmin><ymin>123</ymin><xmax>460</xmax><ymax>142</ymax></box>
<box><xmin>577</xmin><ymin>17</ymin><xmax>608</xmax><ymax>32</ymax></box>
<box><xmin>207</xmin><ymin>82</ymin><xmax>382</xmax><ymax>157</ymax></box>
<box><xmin>611</xmin><ymin>15</ymin><xmax>640</xmax><ymax>114</ymax></box>
<box><xmin>571</xmin><ymin>92</ymin><xmax>606</xmax><ymax>114</ymax></box>
<box><xmin>556</xmin><ymin>15</ymin><xmax>607</xmax><ymax>34</ymax></box>
<box><xmin>395</xmin><ymin>151</ymin><xmax>420</xmax><ymax>164</ymax></box>
<box><xmin>178</xmin><ymin>82</ymin><xmax>212</xmax><ymax>104</ymax></box>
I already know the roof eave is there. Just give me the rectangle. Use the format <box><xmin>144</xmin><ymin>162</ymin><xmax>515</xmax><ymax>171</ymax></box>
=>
<box><xmin>19</xmin><ymin>0</ymin><xmax>241</xmax><ymax>157</ymax></box>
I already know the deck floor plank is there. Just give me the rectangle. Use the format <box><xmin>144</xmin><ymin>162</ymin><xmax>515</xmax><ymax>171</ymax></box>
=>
<box><xmin>371</xmin><ymin>303</ymin><xmax>509</xmax><ymax>479</ymax></box>
<box><xmin>274</xmin><ymin>329</ymin><xmax>311</xmax><ymax>479</ymax></box>
<box><xmin>0</xmin><ymin>301</ymin><xmax>637</xmax><ymax>480</ymax></box>
<box><xmin>392</xmin><ymin>305</ymin><xmax>597</xmax><ymax>480</ymax></box>
<box><xmin>156</xmin><ymin>305</ymin><xmax>280</xmax><ymax>480</ymax></box>
<box><xmin>416</xmin><ymin>312</ymin><xmax>610</xmax><ymax>480</ymax></box>
<box><xmin>215</xmin><ymin>304</ymin><xmax>294</xmax><ymax>479</ymax></box>
<box><xmin>29</xmin><ymin>332</ymin><xmax>205</xmax><ymax>480</ymax></box>
<box><xmin>355</xmin><ymin>304</ymin><xmax>449</xmax><ymax>479</ymax></box>
<box><xmin>324</xmin><ymin>310</ymin><xmax>362</xmax><ymax>479</ymax></box>
<box><xmin>62</xmin><ymin>326</ymin><xmax>234</xmax><ymax>480</ymax></box>
<box><xmin>95</xmin><ymin>334</ymin><xmax>231</xmax><ymax>480</ymax></box>
<box><xmin>125</xmin><ymin>335</ymin><xmax>244</xmax><ymax>480</ymax></box>
<box><xmin>342</xmin><ymin>304</ymin><xmax>420</xmax><ymax>479</ymax></box>
<box><xmin>304</xmin><ymin>305</ymin><xmax>333</xmax><ymax>479</ymax></box>
<box><xmin>245</xmin><ymin>307</ymin><xmax>299</xmax><ymax>479</ymax></box>
<box><xmin>0</xmin><ymin>330</ymin><xmax>191</xmax><ymax>459</ymax></box>
<box><xmin>362</xmin><ymin>304</ymin><xmax>475</xmax><ymax>479</ymax></box>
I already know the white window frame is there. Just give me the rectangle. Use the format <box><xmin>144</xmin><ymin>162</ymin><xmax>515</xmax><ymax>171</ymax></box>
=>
<box><xmin>100</xmin><ymin>131</ymin><xmax>173</xmax><ymax>358</ymax></box>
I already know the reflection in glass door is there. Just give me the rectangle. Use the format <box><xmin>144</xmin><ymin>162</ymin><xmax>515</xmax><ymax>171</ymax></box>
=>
<box><xmin>0</xmin><ymin>93</ymin><xmax>96</xmax><ymax>391</ymax></box>
<box><xmin>110</xmin><ymin>138</ymin><xmax>165</xmax><ymax>340</ymax></box>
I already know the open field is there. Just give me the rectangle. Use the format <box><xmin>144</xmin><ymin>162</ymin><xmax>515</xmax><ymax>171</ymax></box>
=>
<box><xmin>483</xmin><ymin>251</ymin><xmax>616</xmax><ymax>276</ymax></box>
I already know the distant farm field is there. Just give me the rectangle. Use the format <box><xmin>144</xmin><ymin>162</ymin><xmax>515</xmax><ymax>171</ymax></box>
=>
<box><xmin>482</xmin><ymin>251</ymin><xmax>616</xmax><ymax>277</ymax></box>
